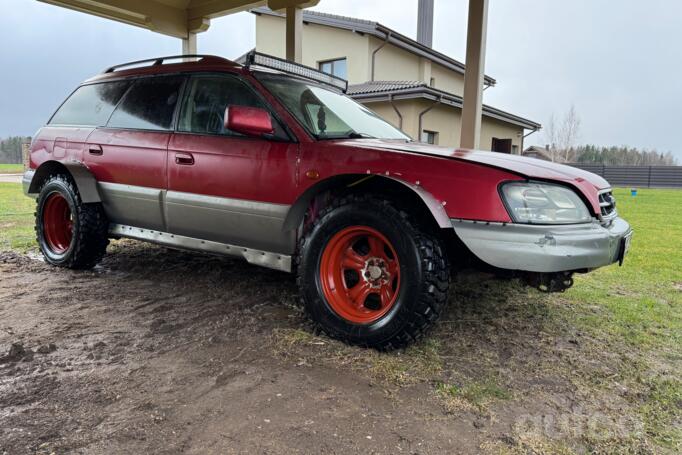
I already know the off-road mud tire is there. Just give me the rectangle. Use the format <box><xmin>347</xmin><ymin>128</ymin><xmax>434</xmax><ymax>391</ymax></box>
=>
<box><xmin>35</xmin><ymin>174</ymin><xmax>109</xmax><ymax>269</ymax></box>
<box><xmin>296</xmin><ymin>194</ymin><xmax>450</xmax><ymax>350</ymax></box>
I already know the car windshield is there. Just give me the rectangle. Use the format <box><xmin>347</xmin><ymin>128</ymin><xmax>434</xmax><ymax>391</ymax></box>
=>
<box><xmin>257</xmin><ymin>73</ymin><xmax>410</xmax><ymax>141</ymax></box>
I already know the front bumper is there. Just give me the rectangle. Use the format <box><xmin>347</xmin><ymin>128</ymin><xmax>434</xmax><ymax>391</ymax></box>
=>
<box><xmin>452</xmin><ymin>217</ymin><xmax>632</xmax><ymax>273</ymax></box>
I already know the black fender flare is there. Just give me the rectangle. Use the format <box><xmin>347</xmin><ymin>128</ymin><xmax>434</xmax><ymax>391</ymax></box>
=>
<box><xmin>281</xmin><ymin>174</ymin><xmax>451</xmax><ymax>232</ymax></box>
<box><xmin>28</xmin><ymin>160</ymin><xmax>101</xmax><ymax>203</ymax></box>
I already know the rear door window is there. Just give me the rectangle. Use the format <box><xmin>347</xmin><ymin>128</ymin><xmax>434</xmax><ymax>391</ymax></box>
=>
<box><xmin>49</xmin><ymin>81</ymin><xmax>131</xmax><ymax>127</ymax></box>
<box><xmin>107</xmin><ymin>76</ymin><xmax>184</xmax><ymax>131</ymax></box>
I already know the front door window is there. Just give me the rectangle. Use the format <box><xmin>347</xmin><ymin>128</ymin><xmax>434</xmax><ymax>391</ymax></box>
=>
<box><xmin>177</xmin><ymin>74</ymin><xmax>287</xmax><ymax>139</ymax></box>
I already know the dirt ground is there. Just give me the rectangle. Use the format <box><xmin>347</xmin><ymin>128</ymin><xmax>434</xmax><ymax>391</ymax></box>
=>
<box><xmin>0</xmin><ymin>241</ymin><xmax>655</xmax><ymax>454</ymax></box>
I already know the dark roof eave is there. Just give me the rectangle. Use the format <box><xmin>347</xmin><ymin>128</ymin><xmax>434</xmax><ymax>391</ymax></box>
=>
<box><xmin>350</xmin><ymin>87</ymin><xmax>540</xmax><ymax>130</ymax></box>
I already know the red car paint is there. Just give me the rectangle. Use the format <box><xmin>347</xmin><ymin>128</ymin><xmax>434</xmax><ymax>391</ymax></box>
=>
<box><xmin>31</xmin><ymin>58</ymin><xmax>607</xmax><ymax>226</ymax></box>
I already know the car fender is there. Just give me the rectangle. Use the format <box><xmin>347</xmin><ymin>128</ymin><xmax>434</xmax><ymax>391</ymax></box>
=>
<box><xmin>282</xmin><ymin>174</ymin><xmax>451</xmax><ymax>232</ymax></box>
<box><xmin>28</xmin><ymin>160</ymin><xmax>101</xmax><ymax>203</ymax></box>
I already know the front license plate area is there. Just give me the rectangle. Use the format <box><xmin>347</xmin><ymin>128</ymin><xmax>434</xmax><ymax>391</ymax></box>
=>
<box><xmin>618</xmin><ymin>232</ymin><xmax>633</xmax><ymax>266</ymax></box>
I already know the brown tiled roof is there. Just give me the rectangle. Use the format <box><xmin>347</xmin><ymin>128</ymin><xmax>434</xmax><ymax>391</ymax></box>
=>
<box><xmin>347</xmin><ymin>81</ymin><xmax>426</xmax><ymax>95</ymax></box>
<box><xmin>347</xmin><ymin>81</ymin><xmax>541</xmax><ymax>130</ymax></box>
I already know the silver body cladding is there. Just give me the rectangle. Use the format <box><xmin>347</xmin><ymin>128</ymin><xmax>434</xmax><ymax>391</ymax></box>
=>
<box><xmin>23</xmin><ymin>170</ymin><xmax>632</xmax><ymax>274</ymax></box>
<box><xmin>25</xmin><ymin>172</ymin><xmax>295</xmax><ymax>272</ymax></box>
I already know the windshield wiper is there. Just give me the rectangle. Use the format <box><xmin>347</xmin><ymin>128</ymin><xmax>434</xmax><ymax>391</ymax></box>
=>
<box><xmin>346</xmin><ymin>132</ymin><xmax>376</xmax><ymax>139</ymax></box>
<box><xmin>314</xmin><ymin>131</ymin><xmax>377</xmax><ymax>141</ymax></box>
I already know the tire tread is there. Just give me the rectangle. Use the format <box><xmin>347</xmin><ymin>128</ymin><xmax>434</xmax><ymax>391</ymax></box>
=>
<box><xmin>296</xmin><ymin>194</ymin><xmax>450</xmax><ymax>350</ymax></box>
<box><xmin>36</xmin><ymin>174</ymin><xmax>109</xmax><ymax>269</ymax></box>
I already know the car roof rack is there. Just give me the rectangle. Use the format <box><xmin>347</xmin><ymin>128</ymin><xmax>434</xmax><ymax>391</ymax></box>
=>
<box><xmin>243</xmin><ymin>51</ymin><xmax>348</xmax><ymax>92</ymax></box>
<box><xmin>103</xmin><ymin>55</ymin><xmax>233</xmax><ymax>74</ymax></box>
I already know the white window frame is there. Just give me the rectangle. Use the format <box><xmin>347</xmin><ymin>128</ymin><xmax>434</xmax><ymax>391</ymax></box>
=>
<box><xmin>421</xmin><ymin>130</ymin><xmax>439</xmax><ymax>145</ymax></box>
<box><xmin>318</xmin><ymin>58</ymin><xmax>347</xmax><ymax>79</ymax></box>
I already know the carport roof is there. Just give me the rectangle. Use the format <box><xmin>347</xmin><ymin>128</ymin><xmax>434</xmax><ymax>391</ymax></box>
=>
<box><xmin>251</xmin><ymin>7</ymin><xmax>497</xmax><ymax>86</ymax></box>
<box><xmin>348</xmin><ymin>81</ymin><xmax>541</xmax><ymax>130</ymax></box>
<box><xmin>38</xmin><ymin>0</ymin><xmax>320</xmax><ymax>38</ymax></box>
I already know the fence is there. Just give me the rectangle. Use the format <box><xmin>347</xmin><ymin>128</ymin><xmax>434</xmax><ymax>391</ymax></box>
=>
<box><xmin>567</xmin><ymin>164</ymin><xmax>682</xmax><ymax>188</ymax></box>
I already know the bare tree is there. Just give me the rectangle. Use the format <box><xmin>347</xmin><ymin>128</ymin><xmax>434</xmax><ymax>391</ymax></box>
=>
<box><xmin>544</xmin><ymin>105</ymin><xmax>581</xmax><ymax>162</ymax></box>
<box><xmin>544</xmin><ymin>113</ymin><xmax>559</xmax><ymax>162</ymax></box>
<box><xmin>559</xmin><ymin>105</ymin><xmax>581</xmax><ymax>162</ymax></box>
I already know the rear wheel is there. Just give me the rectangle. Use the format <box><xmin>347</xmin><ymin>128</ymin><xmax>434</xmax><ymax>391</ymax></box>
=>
<box><xmin>36</xmin><ymin>174</ymin><xmax>109</xmax><ymax>269</ymax></box>
<box><xmin>297</xmin><ymin>195</ymin><xmax>450</xmax><ymax>350</ymax></box>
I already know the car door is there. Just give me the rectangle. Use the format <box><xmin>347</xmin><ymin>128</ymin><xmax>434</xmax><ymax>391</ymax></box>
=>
<box><xmin>166</xmin><ymin>73</ymin><xmax>298</xmax><ymax>254</ymax></box>
<box><xmin>85</xmin><ymin>75</ymin><xmax>185</xmax><ymax>231</ymax></box>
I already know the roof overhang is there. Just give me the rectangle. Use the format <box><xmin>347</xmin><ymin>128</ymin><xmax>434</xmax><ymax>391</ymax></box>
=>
<box><xmin>38</xmin><ymin>0</ymin><xmax>319</xmax><ymax>38</ymax></box>
<box><xmin>351</xmin><ymin>85</ymin><xmax>540</xmax><ymax>130</ymax></box>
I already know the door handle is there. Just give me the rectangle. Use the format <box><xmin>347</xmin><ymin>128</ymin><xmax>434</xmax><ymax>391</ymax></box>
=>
<box><xmin>175</xmin><ymin>152</ymin><xmax>194</xmax><ymax>166</ymax></box>
<box><xmin>88</xmin><ymin>145</ymin><xmax>103</xmax><ymax>155</ymax></box>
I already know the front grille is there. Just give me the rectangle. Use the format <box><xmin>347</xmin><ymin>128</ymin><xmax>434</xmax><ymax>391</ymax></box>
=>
<box><xmin>598</xmin><ymin>190</ymin><xmax>617</xmax><ymax>220</ymax></box>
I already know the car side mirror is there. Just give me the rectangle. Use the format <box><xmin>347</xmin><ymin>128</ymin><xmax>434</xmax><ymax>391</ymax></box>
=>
<box><xmin>224</xmin><ymin>105</ymin><xmax>274</xmax><ymax>137</ymax></box>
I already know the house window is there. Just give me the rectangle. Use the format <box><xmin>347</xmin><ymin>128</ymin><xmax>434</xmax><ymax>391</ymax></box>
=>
<box><xmin>421</xmin><ymin>130</ymin><xmax>439</xmax><ymax>145</ymax></box>
<box><xmin>319</xmin><ymin>58</ymin><xmax>347</xmax><ymax>79</ymax></box>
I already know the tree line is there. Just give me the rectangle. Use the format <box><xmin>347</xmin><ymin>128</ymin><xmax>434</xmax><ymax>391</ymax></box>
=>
<box><xmin>572</xmin><ymin>145</ymin><xmax>677</xmax><ymax>166</ymax></box>
<box><xmin>543</xmin><ymin>106</ymin><xmax>677</xmax><ymax>166</ymax></box>
<box><xmin>0</xmin><ymin>136</ymin><xmax>30</xmax><ymax>164</ymax></box>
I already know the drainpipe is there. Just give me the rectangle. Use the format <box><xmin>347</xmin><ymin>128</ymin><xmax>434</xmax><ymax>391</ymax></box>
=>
<box><xmin>389</xmin><ymin>94</ymin><xmax>403</xmax><ymax>130</ymax></box>
<box><xmin>522</xmin><ymin>127</ymin><xmax>540</xmax><ymax>154</ymax></box>
<box><xmin>371</xmin><ymin>32</ymin><xmax>391</xmax><ymax>81</ymax></box>
<box><xmin>523</xmin><ymin>128</ymin><xmax>539</xmax><ymax>140</ymax></box>
<box><xmin>418</xmin><ymin>96</ymin><xmax>442</xmax><ymax>142</ymax></box>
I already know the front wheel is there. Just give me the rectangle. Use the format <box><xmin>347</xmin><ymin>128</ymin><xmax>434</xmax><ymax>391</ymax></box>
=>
<box><xmin>35</xmin><ymin>174</ymin><xmax>109</xmax><ymax>269</ymax></box>
<box><xmin>297</xmin><ymin>195</ymin><xmax>450</xmax><ymax>350</ymax></box>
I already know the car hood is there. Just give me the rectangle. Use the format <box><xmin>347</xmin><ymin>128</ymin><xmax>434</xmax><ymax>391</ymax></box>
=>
<box><xmin>336</xmin><ymin>139</ymin><xmax>610</xmax><ymax>190</ymax></box>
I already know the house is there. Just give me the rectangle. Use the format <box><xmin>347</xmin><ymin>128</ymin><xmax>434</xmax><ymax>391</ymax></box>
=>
<box><xmin>249</xmin><ymin>5</ymin><xmax>541</xmax><ymax>153</ymax></box>
<box><xmin>522</xmin><ymin>145</ymin><xmax>553</xmax><ymax>161</ymax></box>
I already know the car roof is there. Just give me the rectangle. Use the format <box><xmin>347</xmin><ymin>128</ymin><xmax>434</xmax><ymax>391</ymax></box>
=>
<box><xmin>84</xmin><ymin>55</ymin><xmax>245</xmax><ymax>84</ymax></box>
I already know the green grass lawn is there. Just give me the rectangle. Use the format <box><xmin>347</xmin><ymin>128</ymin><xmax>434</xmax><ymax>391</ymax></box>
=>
<box><xmin>0</xmin><ymin>164</ymin><xmax>24</xmax><ymax>174</ymax></box>
<box><xmin>559</xmin><ymin>188</ymin><xmax>682</xmax><ymax>451</ymax></box>
<box><xmin>0</xmin><ymin>182</ymin><xmax>35</xmax><ymax>251</ymax></box>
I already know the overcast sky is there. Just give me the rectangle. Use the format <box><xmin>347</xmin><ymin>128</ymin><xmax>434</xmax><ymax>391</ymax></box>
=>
<box><xmin>1</xmin><ymin>0</ymin><xmax>681</xmax><ymax>159</ymax></box>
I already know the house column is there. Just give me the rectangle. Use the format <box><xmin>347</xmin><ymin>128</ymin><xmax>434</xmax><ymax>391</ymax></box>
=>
<box><xmin>460</xmin><ymin>0</ymin><xmax>489</xmax><ymax>149</ymax></box>
<box><xmin>285</xmin><ymin>6</ymin><xmax>303</xmax><ymax>62</ymax></box>
<box><xmin>182</xmin><ymin>32</ymin><xmax>197</xmax><ymax>55</ymax></box>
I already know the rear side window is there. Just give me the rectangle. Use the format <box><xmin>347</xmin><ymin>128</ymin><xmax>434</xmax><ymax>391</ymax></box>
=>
<box><xmin>107</xmin><ymin>76</ymin><xmax>184</xmax><ymax>131</ymax></box>
<box><xmin>49</xmin><ymin>81</ymin><xmax>130</xmax><ymax>126</ymax></box>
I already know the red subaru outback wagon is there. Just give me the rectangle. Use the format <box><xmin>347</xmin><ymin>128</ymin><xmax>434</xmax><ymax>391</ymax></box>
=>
<box><xmin>23</xmin><ymin>53</ymin><xmax>632</xmax><ymax>349</ymax></box>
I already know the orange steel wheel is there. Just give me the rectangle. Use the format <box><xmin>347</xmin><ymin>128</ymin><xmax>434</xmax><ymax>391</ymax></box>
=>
<box><xmin>319</xmin><ymin>226</ymin><xmax>401</xmax><ymax>324</ymax></box>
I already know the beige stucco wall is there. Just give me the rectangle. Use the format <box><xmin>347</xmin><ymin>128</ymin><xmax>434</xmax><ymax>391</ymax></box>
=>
<box><xmin>364</xmin><ymin>100</ymin><xmax>523</xmax><ymax>152</ymax></box>
<box><xmin>478</xmin><ymin>116</ymin><xmax>524</xmax><ymax>153</ymax></box>
<box><xmin>430</xmin><ymin>63</ymin><xmax>465</xmax><ymax>96</ymax></box>
<box><xmin>256</xmin><ymin>14</ymin><xmax>371</xmax><ymax>83</ymax></box>
<box><xmin>369</xmin><ymin>36</ymin><xmax>421</xmax><ymax>83</ymax></box>
<box><xmin>255</xmin><ymin>15</ymin><xmax>466</xmax><ymax>94</ymax></box>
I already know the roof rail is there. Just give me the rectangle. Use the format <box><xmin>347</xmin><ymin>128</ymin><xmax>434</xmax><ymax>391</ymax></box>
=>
<box><xmin>243</xmin><ymin>51</ymin><xmax>348</xmax><ymax>92</ymax></box>
<box><xmin>103</xmin><ymin>55</ymin><xmax>231</xmax><ymax>74</ymax></box>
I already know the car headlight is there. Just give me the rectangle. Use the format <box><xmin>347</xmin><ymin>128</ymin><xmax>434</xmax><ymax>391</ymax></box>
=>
<box><xmin>501</xmin><ymin>182</ymin><xmax>592</xmax><ymax>224</ymax></box>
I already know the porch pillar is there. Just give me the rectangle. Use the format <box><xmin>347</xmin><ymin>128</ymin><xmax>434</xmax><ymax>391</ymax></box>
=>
<box><xmin>285</xmin><ymin>6</ymin><xmax>303</xmax><ymax>62</ymax></box>
<box><xmin>182</xmin><ymin>32</ymin><xmax>197</xmax><ymax>55</ymax></box>
<box><xmin>460</xmin><ymin>0</ymin><xmax>489</xmax><ymax>149</ymax></box>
